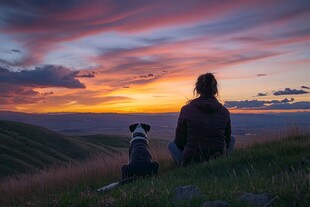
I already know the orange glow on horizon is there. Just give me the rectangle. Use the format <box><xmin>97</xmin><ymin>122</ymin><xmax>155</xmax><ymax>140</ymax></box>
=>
<box><xmin>0</xmin><ymin>1</ymin><xmax>309</xmax><ymax>113</ymax></box>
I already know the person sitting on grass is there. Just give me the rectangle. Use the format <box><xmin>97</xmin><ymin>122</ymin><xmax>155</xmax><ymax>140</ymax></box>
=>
<box><xmin>168</xmin><ymin>73</ymin><xmax>235</xmax><ymax>166</ymax></box>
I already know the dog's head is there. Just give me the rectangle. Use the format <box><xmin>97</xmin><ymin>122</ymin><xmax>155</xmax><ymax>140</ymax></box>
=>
<box><xmin>129</xmin><ymin>123</ymin><xmax>151</xmax><ymax>135</ymax></box>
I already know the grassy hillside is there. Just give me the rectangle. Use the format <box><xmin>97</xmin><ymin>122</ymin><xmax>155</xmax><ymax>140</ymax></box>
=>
<box><xmin>0</xmin><ymin>133</ymin><xmax>309</xmax><ymax>206</ymax></box>
<box><xmin>0</xmin><ymin>120</ymin><xmax>166</xmax><ymax>177</ymax></box>
<box><xmin>0</xmin><ymin>120</ymin><xmax>88</xmax><ymax>177</ymax></box>
<box><xmin>0</xmin><ymin>121</ymin><xmax>121</xmax><ymax>176</ymax></box>
<box><xmin>111</xmin><ymin>135</ymin><xmax>310</xmax><ymax>207</ymax></box>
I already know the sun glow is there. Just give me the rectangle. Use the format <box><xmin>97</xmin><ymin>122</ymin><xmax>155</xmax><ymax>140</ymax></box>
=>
<box><xmin>0</xmin><ymin>1</ymin><xmax>309</xmax><ymax>113</ymax></box>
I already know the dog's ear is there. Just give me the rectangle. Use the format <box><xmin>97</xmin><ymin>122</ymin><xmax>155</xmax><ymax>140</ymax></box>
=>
<box><xmin>129</xmin><ymin>123</ymin><xmax>138</xmax><ymax>132</ymax></box>
<box><xmin>141</xmin><ymin>124</ymin><xmax>151</xmax><ymax>133</ymax></box>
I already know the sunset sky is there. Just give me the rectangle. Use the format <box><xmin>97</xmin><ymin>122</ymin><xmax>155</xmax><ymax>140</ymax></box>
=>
<box><xmin>0</xmin><ymin>0</ymin><xmax>309</xmax><ymax>113</ymax></box>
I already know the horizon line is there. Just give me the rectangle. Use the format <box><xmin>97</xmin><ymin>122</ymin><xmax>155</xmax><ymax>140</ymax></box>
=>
<box><xmin>1</xmin><ymin>109</ymin><xmax>309</xmax><ymax>115</ymax></box>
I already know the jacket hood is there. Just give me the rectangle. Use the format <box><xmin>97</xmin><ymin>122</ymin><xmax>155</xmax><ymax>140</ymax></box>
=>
<box><xmin>190</xmin><ymin>97</ymin><xmax>222</xmax><ymax>113</ymax></box>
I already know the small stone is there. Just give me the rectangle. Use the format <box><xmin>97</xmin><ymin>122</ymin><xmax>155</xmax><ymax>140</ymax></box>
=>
<box><xmin>239</xmin><ymin>192</ymin><xmax>273</xmax><ymax>207</ymax></box>
<box><xmin>202</xmin><ymin>200</ymin><xmax>230</xmax><ymax>207</ymax></box>
<box><xmin>172</xmin><ymin>185</ymin><xmax>202</xmax><ymax>202</ymax></box>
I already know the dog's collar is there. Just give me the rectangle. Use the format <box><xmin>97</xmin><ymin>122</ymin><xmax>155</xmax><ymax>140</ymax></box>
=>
<box><xmin>131</xmin><ymin>132</ymin><xmax>149</xmax><ymax>144</ymax></box>
<box><xmin>130</xmin><ymin>137</ymin><xmax>149</xmax><ymax>144</ymax></box>
<box><xmin>133</xmin><ymin>132</ymin><xmax>146</xmax><ymax>138</ymax></box>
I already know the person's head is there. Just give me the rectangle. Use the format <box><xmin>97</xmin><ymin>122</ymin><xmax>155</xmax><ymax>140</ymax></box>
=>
<box><xmin>194</xmin><ymin>73</ymin><xmax>218</xmax><ymax>97</ymax></box>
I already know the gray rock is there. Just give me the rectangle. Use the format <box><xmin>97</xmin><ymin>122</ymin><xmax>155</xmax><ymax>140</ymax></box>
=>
<box><xmin>172</xmin><ymin>185</ymin><xmax>202</xmax><ymax>202</ymax></box>
<box><xmin>202</xmin><ymin>200</ymin><xmax>230</xmax><ymax>207</ymax></box>
<box><xmin>239</xmin><ymin>192</ymin><xmax>274</xmax><ymax>207</ymax></box>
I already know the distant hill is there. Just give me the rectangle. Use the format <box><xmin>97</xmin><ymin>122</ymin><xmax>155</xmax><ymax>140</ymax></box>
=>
<box><xmin>0</xmin><ymin>111</ymin><xmax>309</xmax><ymax>138</ymax></box>
<box><xmin>0</xmin><ymin>120</ymin><xmax>165</xmax><ymax>177</ymax></box>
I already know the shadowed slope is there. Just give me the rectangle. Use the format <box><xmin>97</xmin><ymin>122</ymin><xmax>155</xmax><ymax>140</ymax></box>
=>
<box><xmin>0</xmin><ymin>120</ymin><xmax>130</xmax><ymax>177</ymax></box>
<box><xmin>0</xmin><ymin>120</ymin><xmax>167</xmax><ymax>177</ymax></box>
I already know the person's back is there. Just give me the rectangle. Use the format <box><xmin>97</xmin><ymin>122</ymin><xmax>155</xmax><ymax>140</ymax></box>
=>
<box><xmin>168</xmin><ymin>73</ymin><xmax>233</xmax><ymax>166</ymax></box>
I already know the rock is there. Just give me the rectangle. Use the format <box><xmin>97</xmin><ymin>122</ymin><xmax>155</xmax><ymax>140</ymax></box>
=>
<box><xmin>202</xmin><ymin>200</ymin><xmax>230</xmax><ymax>207</ymax></box>
<box><xmin>172</xmin><ymin>185</ymin><xmax>202</xmax><ymax>202</ymax></box>
<box><xmin>239</xmin><ymin>192</ymin><xmax>274</xmax><ymax>207</ymax></box>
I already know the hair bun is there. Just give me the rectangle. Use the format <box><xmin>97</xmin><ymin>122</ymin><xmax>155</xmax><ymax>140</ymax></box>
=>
<box><xmin>204</xmin><ymin>73</ymin><xmax>214</xmax><ymax>78</ymax></box>
<box><xmin>194</xmin><ymin>72</ymin><xmax>218</xmax><ymax>97</ymax></box>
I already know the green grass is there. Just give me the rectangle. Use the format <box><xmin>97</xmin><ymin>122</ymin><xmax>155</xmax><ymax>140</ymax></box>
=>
<box><xmin>1</xmin><ymin>135</ymin><xmax>309</xmax><ymax>206</ymax></box>
<box><xmin>105</xmin><ymin>135</ymin><xmax>310</xmax><ymax>207</ymax></box>
<box><xmin>0</xmin><ymin>120</ymin><xmax>134</xmax><ymax>177</ymax></box>
<box><xmin>0</xmin><ymin>120</ymin><xmax>168</xmax><ymax>178</ymax></box>
<box><xmin>76</xmin><ymin>134</ymin><xmax>167</xmax><ymax>154</ymax></box>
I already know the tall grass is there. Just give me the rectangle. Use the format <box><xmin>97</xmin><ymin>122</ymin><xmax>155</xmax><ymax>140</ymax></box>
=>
<box><xmin>235</xmin><ymin>123</ymin><xmax>305</xmax><ymax>149</ymax></box>
<box><xmin>0</xmin><ymin>126</ymin><xmax>308</xmax><ymax>206</ymax></box>
<box><xmin>111</xmin><ymin>135</ymin><xmax>310</xmax><ymax>207</ymax></box>
<box><xmin>0</xmin><ymin>145</ymin><xmax>171</xmax><ymax>205</ymax></box>
<box><xmin>0</xmin><ymin>152</ymin><xmax>123</xmax><ymax>204</ymax></box>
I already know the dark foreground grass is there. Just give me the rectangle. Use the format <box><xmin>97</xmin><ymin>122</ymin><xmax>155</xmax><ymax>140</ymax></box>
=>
<box><xmin>106</xmin><ymin>135</ymin><xmax>310</xmax><ymax>207</ymax></box>
<box><xmin>1</xmin><ymin>135</ymin><xmax>309</xmax><ymax>207</ymax></box>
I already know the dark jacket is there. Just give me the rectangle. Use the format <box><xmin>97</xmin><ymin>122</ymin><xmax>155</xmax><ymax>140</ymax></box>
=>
<box><xmin>174</xmin><ymin>96</ymin><xmax>231</xmax><ymax>165</ymax></box>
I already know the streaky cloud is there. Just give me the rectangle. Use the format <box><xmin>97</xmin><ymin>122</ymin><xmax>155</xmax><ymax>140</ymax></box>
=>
<box><xmin>264</xmin><ymin>101</ymin><xmax>310</xmax><ymax>110</ymax></box>
<box><xmin>0</xmin><ymin>83</ymin><xmax>52</xmax><ymax>105</ymax></box>
<box><xmin>224</xmin><ymin>98</ymin><xmax>295</xmax><ymax>109</ymax></box>
<box><xmin>76</xmin><ymin>71</ymin><xmax>96</xmax><ymax>78</ymax></box>
<box><xmin>256</xmin><ymin>92</ymin><xmax>268</xmax><ymax>97</ymax></box>
<box><xmin>134</xmin><ymin>73</ymin><xmax>155</xmax><ymax>80</ymax></box>
<box><xmin>4</xmin><ymin>49</ymin><xmax>21</xmax><ymax>54</ymax></box>
<box><xmin>0</xmin><ymin>65</ymin><xmax>85</xmax><ymax>88</ymax></box>
<box><xmin>257</xmin><ymin>74</ymin><xmax>267</xmax><ymax>77</ymax></box>
<box><xmin>1</xmin><ymin>0</ymin><xmax>309</xmax><ymax>67</ymax></box>
<box><xmin>273</xmin><ymin>88</ymin><xmax>308</xmax><ymax>96</ymax></box>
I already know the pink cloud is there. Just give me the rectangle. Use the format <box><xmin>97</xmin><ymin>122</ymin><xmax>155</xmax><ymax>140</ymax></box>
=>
<box><xmin>0</xmin><ymin>83</ymin><xmax>52</xmax><ymax>105</ymax></box>
<box><xmin>0</xmin><ymin>65</ymin><xmax>89</xmax><ymax>105</ymax></box>
<box><xmin>2</xmin><ymin>0</ymin><xmax>306</xmax><ymax>66</ymax></box>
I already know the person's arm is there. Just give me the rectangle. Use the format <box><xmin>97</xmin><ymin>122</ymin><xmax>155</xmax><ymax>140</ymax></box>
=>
<box><xmin>224</xmin><ymin>114</ymin><xmax>231</xmax><ymax>149</ymax></box>
<box><xmin>174</xmin><ymin>107</ymin><xmax>187</xmax><ymax>150</ymax></box>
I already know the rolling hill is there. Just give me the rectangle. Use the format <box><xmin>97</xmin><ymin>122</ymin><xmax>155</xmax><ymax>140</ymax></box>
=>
<box><xmin>1</xmin><ymin>111</ymin><xmax>309</xmax><ymax>139</ymax></box>
<box><xmin>0</xmin><ymin>120</ymin><xmax>166</xmax><ymax>177</ymax></box>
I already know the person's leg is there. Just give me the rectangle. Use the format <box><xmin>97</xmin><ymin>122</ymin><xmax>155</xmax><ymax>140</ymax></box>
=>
<box><xmin>227</xmin><ymin>136</ymin><xmax>235</xmax><ymax>155</ymax></box>
<box><xmin>167</xmin><ymin>141</ymin><xmax>183</xmax><ymax>167</ymax></box>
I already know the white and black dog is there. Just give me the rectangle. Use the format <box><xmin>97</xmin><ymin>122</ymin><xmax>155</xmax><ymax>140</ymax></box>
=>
<box><xmin>97</xmin><ymin>123</ymin><xmax>159</xmax><ymax>192</ymax></box>
<box><xmin>121</xmin><ymin>123</ymin><xmax>159</xmax><ymax>179</ymax></box>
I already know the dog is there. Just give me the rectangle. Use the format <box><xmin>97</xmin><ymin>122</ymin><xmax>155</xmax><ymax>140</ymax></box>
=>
<box><xmin>97</xmin><ymin>123</ymin><xmax>159</xmax><ymax>193</ymax></box>
<box><xmin>121</xmin><ymin>123</ymin><xmax>159</xmax><ymax>179</ymax></box>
